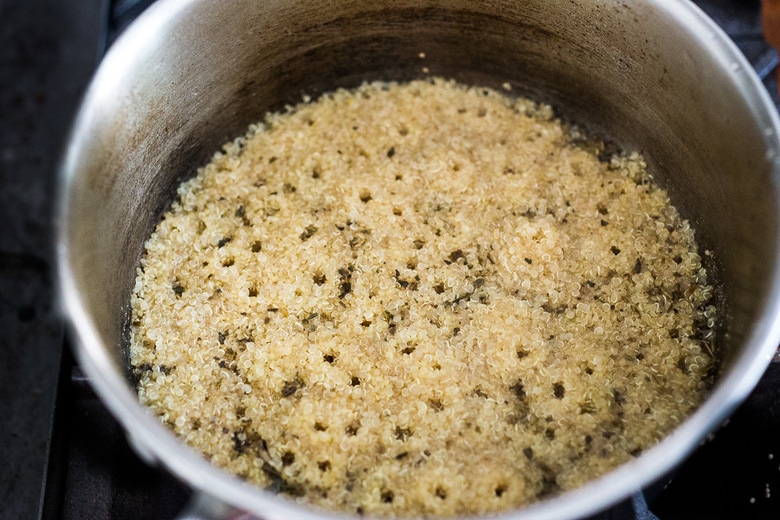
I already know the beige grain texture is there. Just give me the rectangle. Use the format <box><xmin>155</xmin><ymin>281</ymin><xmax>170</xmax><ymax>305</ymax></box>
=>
<box><xmin>130</xmin><ymin>79</ymin><xmax>716</xmax><ymax>518</ymax></box>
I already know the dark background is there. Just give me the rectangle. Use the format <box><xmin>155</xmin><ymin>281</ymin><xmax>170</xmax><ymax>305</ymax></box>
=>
<box><xmin>0</xmin><ymin>0</ymin><xmax>779</xmax><ymax>519</ymax></box>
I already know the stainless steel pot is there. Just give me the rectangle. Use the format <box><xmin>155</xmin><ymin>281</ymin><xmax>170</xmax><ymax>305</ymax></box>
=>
<box><xmin>56</xmin><ymin>1</ymin><xmax>780</xmax><ymax>519</ymax></box>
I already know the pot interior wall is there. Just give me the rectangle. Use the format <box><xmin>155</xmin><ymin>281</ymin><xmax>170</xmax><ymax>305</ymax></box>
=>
<box><xmin>66</xmin><ymin>0</ymin><xmax>778</xmax><ymax>426</ymax></box>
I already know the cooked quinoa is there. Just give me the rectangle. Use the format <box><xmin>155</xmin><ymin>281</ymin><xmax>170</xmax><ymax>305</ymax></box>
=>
<box><xmin>130</xmin><ymin>79</ymin><xmax>716</xmax><ymax>518</ymax></box>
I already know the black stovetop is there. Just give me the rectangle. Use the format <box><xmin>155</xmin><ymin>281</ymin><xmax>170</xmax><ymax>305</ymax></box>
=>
<box><xmin>1</xmin><ymin>1</ymin><xmax>779</xmax><ymax>519</ymax></box>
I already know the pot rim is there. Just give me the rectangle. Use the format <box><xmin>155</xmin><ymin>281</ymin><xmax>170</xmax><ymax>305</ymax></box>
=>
<box><xmin>56</xmin><ymin>0</ymin><xmax>780</xmax><ymax>518</ymax></box>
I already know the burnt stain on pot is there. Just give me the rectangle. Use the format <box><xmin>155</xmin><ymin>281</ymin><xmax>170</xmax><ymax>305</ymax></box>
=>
<box><xmin>250</xmin><ymin>2</ymin><xmax>582</xmax><ymax>120</ymax></box>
